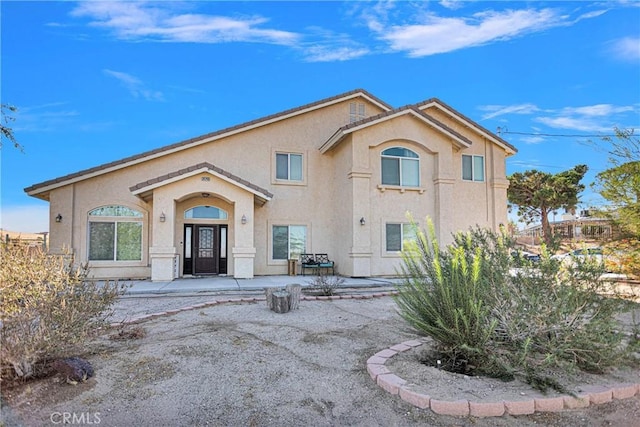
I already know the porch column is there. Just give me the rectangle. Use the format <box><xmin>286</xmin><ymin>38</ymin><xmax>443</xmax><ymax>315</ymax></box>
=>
<box><xmin>434</xmin><ymin>176</ymin><xmax>455</xmax><ymax>245</ymax></box>
<box><xmin>150</xmin><ymin>192</ymin><xmax>177</xmax><ymax>282</ymax></box>
<box><xmin>232</xmin><ymin>198</ymin><xmax>255</xmax><ymax>279</ymax></box>
<box><xmin>349</xmin><ymin>170</ymin><xmax>372</xmax><ymax>277</ymax></box>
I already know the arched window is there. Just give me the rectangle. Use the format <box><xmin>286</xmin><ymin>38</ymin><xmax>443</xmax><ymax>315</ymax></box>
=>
<box><xmin>381</xmin><ymin>147</ymin><xmax>419</xmax><ymax>187</ymax></box>
<box><xmin>88</xmin><ymin>205</ymin><xmax>143</xmax><ymax>261</ymax></box>
<box><xmin>184</xmin><ymin>206</ymin><xmax>228</xmax><ymax>219</ymax></box>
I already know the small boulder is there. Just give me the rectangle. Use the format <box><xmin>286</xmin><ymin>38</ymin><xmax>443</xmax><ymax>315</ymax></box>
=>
<box><xmin>53</xmin><ymin>357</ymin><xmax>94</xmax><ymax>385</ymax></box>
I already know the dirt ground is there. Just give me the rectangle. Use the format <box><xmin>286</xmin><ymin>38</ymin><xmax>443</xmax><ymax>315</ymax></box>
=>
<box><xmin>2</xmin><ymin>293</ymin><xmax>639</xmax><ymax>427</ymax></box>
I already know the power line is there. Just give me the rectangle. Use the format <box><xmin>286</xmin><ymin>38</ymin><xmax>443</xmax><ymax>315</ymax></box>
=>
<box><xmin>496</xmin><ymin>127</ymin><xmax>625</xmax><ymax>138</ymax></box>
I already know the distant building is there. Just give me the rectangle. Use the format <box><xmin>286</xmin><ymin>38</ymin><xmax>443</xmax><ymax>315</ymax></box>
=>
<box><xmin>518</xmin><ymin>212</ymin><xmax>615</xmax><ymax>242</ymax></box>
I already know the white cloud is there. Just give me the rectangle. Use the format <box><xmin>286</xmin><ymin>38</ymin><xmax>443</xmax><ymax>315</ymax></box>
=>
<box><xmin>479</xmin><ymin>103</ymin><xmax>540</xmax><ymax>120</ymax></box>
<box><xmin>560</xmin><ymin>104</ymin><xmax>634</xmax><ymax>117</ymax></box>
<box><xmin>378</xmin><ymin>8</ymin><xmax>566</xmax><ymax>57</ymax></box>
<box><xmin>610</xmin><ymin>36</ymin><xmax>640</xmax><ymax>62</ymax></box>
<box><xmin>71</xmin><ymin>2</ymin><xmax>299</xmax><ymax>45</ymax></box>
<box><xmin>534</xmin><ymin>116</ymin><xmax>610</xmax><ymax>133</ymax></box>
<box><xmin>103</xmin><ymin>69</ymin><xmax>164</xmax><ymax>101</ymax></box>
<box><xmin>439</xmin><ymin>1</ymin><xmax>464</xmax><ymax>11</ymax></box>
<box><xmin>0</xmin><ymin>205</ymin><xmax>50</xmax><ymax>233</ymax></box>
<box><xmin>535</xmin><ymin>103</ymin><xmax>638</xmax><ymax>132</ymax></box>
<box><xmin>520</xmin><ymin>136</ymin><xmax>545</xmax><ymax>145</ymax></box>
<box><xmin>300</xmin><ymin>27</ymin><xmax>370</xmax><ymax>62</ymax></box>
<box><xmin>303</xmin><ymin>45</ymin><xmax>370</xmax><ymax>62</ymax></box>
<box><xmin>478</xmin><ymin>99</ymin><xmax>637</xmax><ymax>134</ymax></box>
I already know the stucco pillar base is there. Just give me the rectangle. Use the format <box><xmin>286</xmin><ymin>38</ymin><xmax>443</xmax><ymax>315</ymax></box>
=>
<box><xmin>349</xmin><ymin>249</ymin><xmax>372</xmax><ymax>277</ymax></box>
<box><xmin>150</xmin><ymin>246</ymin><xmax>178</xmax><ymax>282</ymax></box>
<box><xmin>232</xmin><ymin>247</ymin><xmax>256</xmax><ymax>279</ymax></box>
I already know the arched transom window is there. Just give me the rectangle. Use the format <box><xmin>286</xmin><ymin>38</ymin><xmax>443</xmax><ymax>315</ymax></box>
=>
<box><xmin>381</xmin><ymin>147</ymin><xmax>420</xmax><ymax>187</ymax></box>
<box><xmin>184</xmin><ymin>206</ymin><xmax>228</xmax><ymax>220</ymax></box>
<box><xmin>88</xmin><ymin>205</ymin><xmax>143</xmax><ymax>261</ymax></box>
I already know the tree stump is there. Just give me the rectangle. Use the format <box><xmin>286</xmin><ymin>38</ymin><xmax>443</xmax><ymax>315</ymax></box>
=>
<box><xmin>265</xmin><ymin>287</ymin><xmax>278</xmax><ymax>310</ymax></box>
<box><xmin>286</xmin><ymin>284</ymin><xmax>301</xmax><ymax>310</ymax></box>
<box><xmin>271</xmin><ymin>290</ymin><xmax>290</xmax><ymax>313</ymax></box>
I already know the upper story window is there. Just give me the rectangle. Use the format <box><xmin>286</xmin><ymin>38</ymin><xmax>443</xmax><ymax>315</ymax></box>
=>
<box><xmin>88</xmin><ymin>205</ymin><xmax>143</xmax><ymax>261</ymax></box>
<box><xmin>350</xmin><ymin>102</ymin><xmax>365</xmax><ymax>123</ymax></box>
<box><xmin>276</xmin><ymin>152</ymin><xmax>303</xmax><ymax>182</ymax></box>
<box><xmin>184</xmin><ymin>206</ymin><xmax>228</xmax><ymax>219</ymax></box>
<box><xmin>381</xmin><ymin>147</ymin><xmax>420</xmax><ymax>187</ymax></box>
<box><xmin>462</xmin><ymin>155</ymin><xmax>485</xmax><ymax>182</ymax></box>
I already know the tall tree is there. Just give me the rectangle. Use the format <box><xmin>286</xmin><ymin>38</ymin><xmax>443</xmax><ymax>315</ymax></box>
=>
<box><xmin>593</xmin><ymin>161</ymin><xmax>640</xmax><ymax>236</ymax></box>
<box><xmin>602</xmin><ymin>127</ymin><xmax>639</xmax><ymax>165</ymax></box>
<box><xmin>508</xmin><ymin>165</ymin><xmax>588</xmax><ymax>246</ymax></box>
<box><xmin>592</xmin><ymin>129</ymin><xmax>640</xmax><ymax>278</ymax></box>
<box><xmin>1</xmin><ymin>103</ymin><xmax>21</xmax><ymax>151</ymax></box>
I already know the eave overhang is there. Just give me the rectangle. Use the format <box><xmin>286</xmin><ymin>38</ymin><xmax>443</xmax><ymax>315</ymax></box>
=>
<box><xmin>416</xmin><ymin>99</ymin><xmax>517</xmax><ymax>156</ymax></box>
<box><xmin>320</xmin><ymin>105</ymin><xmax>473</xmax><ymax>154</ymax></box>
<box><xmin>129</xmin><ymin>162</ymin><xmax>273</xmax><ymax>206</ymax></box>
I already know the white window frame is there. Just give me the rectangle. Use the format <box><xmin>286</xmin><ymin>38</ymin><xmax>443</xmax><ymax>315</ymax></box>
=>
<box><xmin>385</xmin><ymin>223</ymin><xmax>417</xmax><ymax>253</ymax></box>
<box><xmin>381</xmin><ymin>147</ymin><xmax>420</xmax><ymax>187</ymax></box>
<box><xmin>271</xmin><ymin>224</ymin><xmax>307</xmax><ymax>261</ymax></box>
<box><xmin>87</xmin><ymin>205</ymin><xmax>144</xmax><ymax>263</ymax></box>
<box><xmin>184</xmin><ymin>205</ymin><xmax>228</xmax><ymax>220</ymax></box>
<box><xmin>462</xmin><ymin>154</ymin><xmax>485</xmax><ymax>182</ymax></box>
<box><xmin>274</xmin><ymin>151</ymin><xmax>304</xmax><ymax>184</ymax></box>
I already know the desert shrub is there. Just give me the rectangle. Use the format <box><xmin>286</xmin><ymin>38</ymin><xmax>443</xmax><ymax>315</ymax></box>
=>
<box><xmin>604</xmin><ymin>238</ymin><xmax>640</xmax><ymax>279</ymax></box>
<box><xmin>109</xmin><ymin>324</ymin><xmax>147</xmax><ymax>341</ymax></box>
<box><xmin>395</xmin><ymin>219</ymin><xmax>631</xmax><ymax>391</ymax></box>
<box><xmin>0</xmin><ymin>243</ymin><xmax>122</xmax><ymax>379</ymax></box>
<box><xmin>307</xmin><ymin>273</ymin><xmax>345</xmax><ymax>296</ymax></box>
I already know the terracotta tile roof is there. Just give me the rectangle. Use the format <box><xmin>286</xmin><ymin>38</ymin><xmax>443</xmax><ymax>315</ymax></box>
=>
<box><xmin>25</xmin><ymin>88</ymin><xmax>391</xmax><ymax>196</ymax></box>
<box><xmin>129</xmin><ymin>162</ymin><xmax>274</xmax><ymax>200</ymax></box>
<box><xmin>415</xmin><ymin>98</ymin><xmax>517</xmax><ymax>153</ymax></box>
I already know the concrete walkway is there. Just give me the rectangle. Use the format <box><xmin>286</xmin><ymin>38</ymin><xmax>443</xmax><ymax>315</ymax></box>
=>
<box><xmin>122</xmin><ymin>275</ymin><xmax>403</xmax><ymax>295</ymax></box>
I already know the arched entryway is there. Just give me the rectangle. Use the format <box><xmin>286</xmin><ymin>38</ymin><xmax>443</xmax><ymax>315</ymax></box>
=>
<box><xmin>182</xmin><ymin>205</ymin><xmax>229</xmax><ymax>275</ymax></box>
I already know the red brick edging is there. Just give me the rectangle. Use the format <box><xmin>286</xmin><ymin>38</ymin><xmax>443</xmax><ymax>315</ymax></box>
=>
<box><xmin>367</xmin><ymin>341</ymin><xmax>640</xmax><ymax>417</ymax></box>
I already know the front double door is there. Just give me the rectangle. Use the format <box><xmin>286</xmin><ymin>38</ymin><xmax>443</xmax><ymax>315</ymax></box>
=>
<box><xmin>183</xmin><ymin>224</ymin><xmax>228</xmax><ymax>275</ymax></box>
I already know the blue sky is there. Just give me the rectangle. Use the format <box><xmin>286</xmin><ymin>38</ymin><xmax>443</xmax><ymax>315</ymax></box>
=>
<box><xmin>1</xmin><ymin>1</ymin><xmax>639</xmax><ymax>232</ymax></box>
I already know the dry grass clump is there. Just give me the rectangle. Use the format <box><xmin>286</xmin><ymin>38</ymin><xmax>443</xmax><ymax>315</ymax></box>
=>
<box><xmin>0</xmin><ymin>243</ymin><xmax>122</xmax><ymax>380</ymax></box>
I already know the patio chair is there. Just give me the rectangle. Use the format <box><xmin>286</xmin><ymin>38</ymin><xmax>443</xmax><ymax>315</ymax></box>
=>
<box><xmin>315</xmin><ymin>253</ymin><xmax>335</xmax><ymax>275</ymax></box>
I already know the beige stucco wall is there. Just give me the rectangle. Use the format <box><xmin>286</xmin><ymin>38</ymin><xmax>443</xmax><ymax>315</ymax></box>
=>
<box><xmin>40</xmin><ymin>95</ymin><xmax>511</xmax><ymax>279</ymax></box>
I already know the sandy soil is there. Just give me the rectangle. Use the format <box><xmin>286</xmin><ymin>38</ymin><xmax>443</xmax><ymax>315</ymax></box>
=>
<box><xmin>2</xmin><ymin>294</ymin><xmax>639</xmax><ymax>427</ymax></box>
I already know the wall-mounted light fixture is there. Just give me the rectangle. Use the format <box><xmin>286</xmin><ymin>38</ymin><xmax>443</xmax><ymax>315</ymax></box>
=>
<box><xmin>160</xmin><ymin>212</ymin><xmax>166</xmax><ymax>222</ymax></box>
<box><xmin>55</xmin><ymin>214</ymin><xmax>63</xmax><ymax>223</ymax></box>
<box><xmin>360</xmin><ymin>217</ymin><xmax>366</xmax><ymax>226</ymax></box>
<box><xmin>202</xmin><ymin>192</ymin><xmax>210</xmax><ymax>198</ymax></box>
<box><xmin>241</xmin><ymin>214</ymin><xmax>248</xmax><ymax>224</ymax></box>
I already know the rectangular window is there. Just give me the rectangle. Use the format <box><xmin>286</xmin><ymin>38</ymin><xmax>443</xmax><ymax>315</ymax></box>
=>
<box><xmin>381</xmin><ymin>157</ymin><xmax>401</xmax><ymax>186</ymax></box>
<box><xmin>385</xmin><ymin>223</ymin><xmax>417</xmax><ymax>252</ymax></box>
<box><xmin>349</xmin><ymin>102</ymin><xmax>365</xmax><ymax>123</ymax></box>
<box><xmin>273</xmin><ymin>225</ymin><xmax>307</xmax><ymax>260</ymax></box>
<box><xmin>89</xmin><ymin>221</ymin><xmax>142</xmax><ymax>261</ymax></box>
<box><xmin>276</xmin><ymin>153</ymin><xmax>303</xmax><ymax>181</ymax></box>
<box><xmin>116</xmin><ymin>222</ymin><xmax>143</xmax><ymax>260</ymax></box>
<box><xmin>402</xmin><ymin>158</ymin><xmax>420</xmax><ymax>187</ymax></box>
<box><xmin>462</xmin><ymin>155</ymin><xmax>485</xmax><ymax>182</ymax></box>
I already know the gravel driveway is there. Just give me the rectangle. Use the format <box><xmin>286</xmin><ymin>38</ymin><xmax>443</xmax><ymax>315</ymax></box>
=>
<box><xmin>3</xmin><ymin>293</ymin><xmax>639</xmax><ymax>427</ymax></box>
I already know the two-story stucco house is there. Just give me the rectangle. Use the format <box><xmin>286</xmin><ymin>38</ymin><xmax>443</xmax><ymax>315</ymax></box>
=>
<box><xmin>25</xmin><ymin>89</ymin><xmax>516</xmax><ymax>281</ymax></box>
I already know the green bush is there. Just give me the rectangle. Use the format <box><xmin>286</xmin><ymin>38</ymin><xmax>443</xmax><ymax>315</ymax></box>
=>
<box><xmin>0</xmin><ymin>243</ymin><xmax>122</xmax><ymax>379</ymax></box>
<box><xmin>395</xmin><ymin>219</ymin><xmax>632</xmax><ymax>391</ymax></box>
